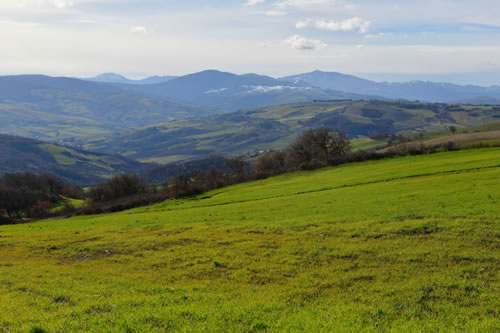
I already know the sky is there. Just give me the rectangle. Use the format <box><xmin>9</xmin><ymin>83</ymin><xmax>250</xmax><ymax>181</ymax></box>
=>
<box><xmin>1</xmin><ymin>0</ymin><xmax>500</xmax><ymax>85</ymax></box>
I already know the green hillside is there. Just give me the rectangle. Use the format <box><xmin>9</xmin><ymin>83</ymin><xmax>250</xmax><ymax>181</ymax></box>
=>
<box><xmin>355</xmin><ymin>121</ymin><xmax>500</xmax><ymax>153</ymax></box>
<box><xmin>87</xmin><ymin>100</ymin><xmax>500</xmax><ymax>163</ymax></box>
<box><xmin>0</xmin><ymin>134</ymin><xmax>151</xmax><ymax>185</ymax></box>
<box><xmin>1</xmin><ymin>148</ymin><xmax>499</xmax><ymax>331</ymax></box>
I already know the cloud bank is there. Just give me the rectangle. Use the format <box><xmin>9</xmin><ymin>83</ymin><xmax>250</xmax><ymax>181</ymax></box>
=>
<box><xmin>297</xmin><ymin>17</ymin><xmax>371</xmax><ymax>33</ymax></box>
<box><xmin>283</xmin><ymin>34</ymin><xmax>327</xmax><ymax>50</ymax></box>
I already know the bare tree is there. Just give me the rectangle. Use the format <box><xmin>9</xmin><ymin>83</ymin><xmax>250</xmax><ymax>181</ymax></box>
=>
<box><xmin>225</xmin><ymin>157</ymin><xmax>244</xmax><ymax>174</ymax></box>
<box><xmin>88</xmin><ymin>174</ymin><xmax>147</xmax><ymax>202</ymax></box>
<box><xmin>288</xmin><ymin>128</ymin><xmax>351</xmax><ymax>168</ymax></box>
<box><xmin>255</xmin><ymin>152</ymin><xmax>287</xmax><ymax>178</ymax></box>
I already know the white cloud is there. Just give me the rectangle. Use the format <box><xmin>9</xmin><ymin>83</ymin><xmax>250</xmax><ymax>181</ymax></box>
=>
<box><xmin>48</xmin><ymin>0</ymin><xmax>74</xmax><ymax>9</ymax></box>
<box><xmin>265</xmin><ymin>10</ymin><xmax>287</xmax><ymax>16</ymax></box>
<box><xmin>282</xmin><ymin>34</ymin><xmax>327</xmax><ymax>50</ymax></box>
<box><xmin>74</xmin><ymin>19</ymin><xmax>95</xmax><ymax>24</ymax></box>
<box><xmin>274</xmin><ymin>0</ymin><xmax>344</xmax><ymax>10</ymax></box>
<box><xmin>297</xmin><ymin>17</ymin><xmax>371</xmax><ymax>33</ymax></box>
<box><xmin>295</xmin><ymin>20</ymin><xmax>310</xmax><ymax>29</ymax></box>
<box><xmin>244</xmin><ymin>0</ymin><xmax>265</xmax><ymax>6</ymax></box>
<box><xmin>130</xmin><ymin>26</ymin><xmax>148</xmax><ymax>33</ymax></box>
<box><xmin>0</xmin><ymin>0</ymin><xmax>75</xmax><ymax>9</ymax></box>
<box><xmin>364</xmin><ymin>32</ymin><xmax>393</xmax><ymax>39</ymax></box>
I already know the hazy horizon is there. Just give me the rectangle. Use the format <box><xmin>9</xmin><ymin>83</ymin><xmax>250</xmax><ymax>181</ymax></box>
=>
<box><xmin>1</xmin><ymin>69</ymin><xmax>499</xmax><ymax>87</ymax></box>
<box><xmin>1</xmin><ymin>0</ymin><xmax>499</xmax><ymax>85</ymax></box>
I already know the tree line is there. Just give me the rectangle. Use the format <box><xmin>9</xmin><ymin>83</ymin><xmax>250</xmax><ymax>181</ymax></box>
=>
<box><xmin>0</xmin><ymin>173</ymin><xmax>81</xmax><ymax>224</ymax></box>
<box><xmin>77</xmin><ymin>127</ymin><xmax>352</xmax><ymax>215</ymax></box>
<box><xmin>2</xmin><ymin>127</ymin><xmax>484</xmax><ymax>223</ymax></box>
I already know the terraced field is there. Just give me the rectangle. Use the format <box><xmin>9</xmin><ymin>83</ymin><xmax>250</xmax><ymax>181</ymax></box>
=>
<box><xmin>0</xmin><ymin>148</ymin><xmax>499</xmax><ymax>332</ymax></box>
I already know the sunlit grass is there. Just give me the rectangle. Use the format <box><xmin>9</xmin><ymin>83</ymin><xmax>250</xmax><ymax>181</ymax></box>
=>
<box><xmin>0</xmin><ymin>149</ymin><xmax>499</xmax><ymax>332</ymax></box>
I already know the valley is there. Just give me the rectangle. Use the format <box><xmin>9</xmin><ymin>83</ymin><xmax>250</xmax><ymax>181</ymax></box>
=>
<box><xmin>86</xmin><ymin>100</ymin><xmax>500</xmax><ymax>163</ymax></box>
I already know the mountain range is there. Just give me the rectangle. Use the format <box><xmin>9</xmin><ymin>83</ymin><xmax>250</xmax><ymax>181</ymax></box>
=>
<box><xmin>280</xmin><ymin>71</ymin><xmax>500</xmax><ymax>104</ymax></box>
<box><xmin>87</xmin><ymin>73</ymin><xmax>178</xmax><ymax>85</ymax></box>
<box><xmin>85</xmin><ymin>69</ymin><xmax>500</xmax><ymax>107</ymax></box>
<box><xmin>115</xmin><ymin>70</ymin><xmax>371</xmax><ymax>111</ymax></box>
<box><xmin>1</xmin><ymin>69</ymin><xmax>500</xmax><ymax>150</ymax></box>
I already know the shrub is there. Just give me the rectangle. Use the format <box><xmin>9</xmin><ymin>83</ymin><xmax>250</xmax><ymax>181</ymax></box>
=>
<box><xmin>0</xmin><ymin>214</ymin><xmax>13</xmax><ymax>225</ymax></box>
<box><xmin>29</xmin><ymin>201</ymin><xmax>53</xmax><ymax>219</ymax></box>
<box><xmin>88</xmin><ymin>174</ymin><xmax>147</xmax><ymax>202</ymax></box>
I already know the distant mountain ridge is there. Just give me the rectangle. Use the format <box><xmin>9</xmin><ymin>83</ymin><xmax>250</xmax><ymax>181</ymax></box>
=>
<box><xmin>86</xmin><ymin>73</ymin><xmax>178</xmax><ymax>85</ymax></box>
<box><xmin>88</xmin><ymin>69</ymin><xmax>500</xmax><ymax>107</ymax></box>
<box><xmin>280</xmin><ymin>70</ymin><xmax>500</xmax><ymax>104</ymax></box>
<box><xmin>2</xmin><ymin>70</ymin><xmax>500</xmax><ymax>145</ymax></box>
<box><xmin>119</xmin><ymin>69</ymin><xmax>373</xmax><ymax>111</ymax></box>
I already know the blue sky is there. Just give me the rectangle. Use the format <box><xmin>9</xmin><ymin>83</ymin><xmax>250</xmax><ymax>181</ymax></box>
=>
<box><xmin>1</xmin><ymin>0</ymin><xmax>499</xmax><ymax>85</ymax></box>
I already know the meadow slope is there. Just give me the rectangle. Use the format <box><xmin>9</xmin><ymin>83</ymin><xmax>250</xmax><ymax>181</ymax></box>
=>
<box><xmin>0</xmin><ymin>149</ymin><xmax>499</xmax><ymax>332</ymax></box>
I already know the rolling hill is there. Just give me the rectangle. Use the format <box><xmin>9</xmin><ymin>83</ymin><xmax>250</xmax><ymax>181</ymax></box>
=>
<box><xmin>1</xmin><ymin>148</ymin><xmax>498</xmax><ymax>331</ymax></box>
<box><xmin>3</xmin><ymin>71</ymin><xmax>500</xmax><ymax>148</ymax></box>
<box><xmin>0</xmin><ymin>75</ymin><xmax>214</xmax><ymax>142</ymax></box>
<box><xmin>0</xmin><ymin>134</ymin><xmax>151</xmax><ymax>185</ymax></box>
<box><xmin>86</xmin><ymin>100</ymin><xmax>500</xmax><ymax>163</ymax></box>
<box><xmin>281</xmin><ymin>70</ymin><xmax>500</xmax><ymax>104</ymax></box>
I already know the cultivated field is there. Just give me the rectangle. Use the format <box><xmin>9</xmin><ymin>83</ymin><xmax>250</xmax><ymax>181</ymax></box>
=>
<box><xmin>1</xmin><ymin>149</ymin><xmax>499</xmax><ymax>332</ymax></box>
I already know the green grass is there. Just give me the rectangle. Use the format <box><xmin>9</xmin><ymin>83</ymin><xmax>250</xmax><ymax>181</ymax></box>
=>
<box><xmin>50</xmin><ymin>197</ymin><xmax>87</xmax><ymax>213</ymax></box>
<box><xmin>0</xmin><ymin>149</ymin><xmax>499</xmax><ymax>332</ymax></box>
<box><xmin>351</xmin><ymin>137</ymin><xmax>389</xmax><ymax>151</ymax></box>
<box><xmin>405</xmin><ymin>121</ymin><xmax>500</xmax><ymax>142</ymax></box>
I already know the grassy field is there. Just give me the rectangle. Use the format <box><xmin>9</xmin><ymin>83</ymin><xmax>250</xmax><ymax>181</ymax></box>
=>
<box><xmin>0</xmin><ymin>148</ymin><xmax>499</xmax><ymax>332</ymax></box>
<box><xmin>375</xmin><ymin>122</ymin><xmax>500</xmax><ymax>154</ymax></box>
<box><xmin>50</xmin><ymin>198</ymin><xmax>88</xmax><ymax>213</ymax></box>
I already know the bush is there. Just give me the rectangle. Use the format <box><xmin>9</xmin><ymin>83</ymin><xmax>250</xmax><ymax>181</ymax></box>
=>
<box><xmin>77</xmin><ymin>192</ymin><xmax>169</xmax><ymax>215</ymax></box>
<box><xmin>29</xmin><ymin>201</ymin><xmax>53</xmax><ymax>219</ymax></box>
<box><xmin>0</xmin><ymin>214</ymin><xmax>14</xmax><ymax>225</ymax></box>
<box><xmin>88</xmin><ymin>174</ymin><xmax>147</xmax><ymax>202</ymax></box>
